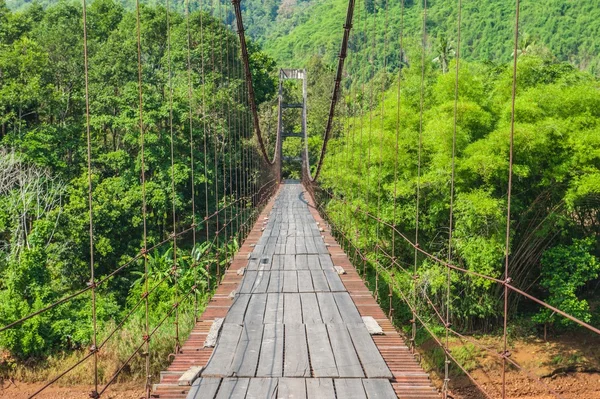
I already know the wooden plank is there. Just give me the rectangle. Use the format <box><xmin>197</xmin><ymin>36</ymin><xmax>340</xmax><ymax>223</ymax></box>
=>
<box><xmin>284</xmin><ymin>293</ymin><xmax>302</xmax><ymax>324</ymax></box>
<box><xmin>334</xmin><ymin>379</ymin><xmax>367</xmax><ymax>399</ymax></box>
<box><xmin>306</xmin><ymin>255</ymin><xmax>321</xmax><ymax>270</ymax></box>
<box><xmin>186</xmin><ymin>377</ymin><xmax>221</xmax><ymax>399</ymax></box>
<box><xmin>317</xmin><ymin>293</ymin><xmax>343</xmax><ymax>324</ymax></box>
<box><xmin>256</xmin><ymin>324</ymin><xmax>284</xmax><ymax>377</ymax></box>
<box><xmin>251</xmin><ymin>244</ymin><xmax>264</xmax><ymax>256</ymax></box>
<box><xmin>282</xmin><ymin>271</ymin><xmax>299</xmax><ymax>293</ymax></box>
<box><xmin>257</xmin><ymin>255</ymin><xmax>272</xmax><ymax>271</ymax></box>
<box><xmin>277</xmin><ymin>378</ymin><xmax>307</xmax><ymax>399</ymax></box>
<box><xmin>318</xmin><ymin>254</ymin><xmax>334</xmax><ymax>270</ymax></box>
<box><xmin>362</xmin><ymin>379</ymin><xmax>397</xmax><ymax>398</ymax></box>
<box><xmin>282</xmin><ymin>254</ymin><xmax>296</xmax><ymax>270</ymax></box>
<box><xmin>215</xmin><ymin>377</ymin><xmax>249</xmax><ymax>399</ymax></box>
<box><xmin>305</xmin><ymin>378</ymin><xmax>335</xmax><ymax>399</ymax></box>
<box><xmin>324</xmin><ymin>269</ymin><xmax>346</xmax><ymax>292</ymax></box>
<box><xmin>203</xmin><ymin>318</ymin><xmax>224</xmax><ymax>348</ymax></box>
<box><xmin>229</xmin><ymin>325</ymin><xmax>263</xmax><ymax>377</ymax></box>
<box><xmin>275</xmin><ymin>235</ymin><xmax>287</xmax><ymax>254</ymax></box>
<box><xmin>238</xmin><ymin>271</ymin><xmax>258</xmax><ymax>294</ymax></box>
<box><xmin>311</xmin><ymin>270</ymin><xmax>330</xmax><ymax>292</ymax></box>
<box><xmin>264</xmin><ymin>236</ymin><xmax>277</xmax><ymax>255</ymax></box>
<box><xmin>296</xmin><ymin>254</ymin><xmax>308</xmax><ymax>270</ymax></box>
<box><xmin>300</xmin><ymin>293</ymin><xmax>322</xmax><ymax>324</ymax></box>
<box><xmin>347</xmin><ymin>323</ymin><xmax>393</xmax><ymax>379</ymax></box>
<box><xmin>271</xmin><ymin>254</ymin><xmax>284</xmax><ymax>271</ymax></box>
<box><xmin>305</xmin><ymin>323</ymin><xmax>338</xmax><ymax>377</ymax></box>
<box><xmin>244</xmin><ymin>294</ymin><xmax>267</xmax><ymax>324</ymax></box>
<box><xmin>285</xmin><ymin>237</ymin><xmax>296</xmax><ymax>254</ymax></box>
<box><xmin>263</xmin><ymin>293</ymin><xmax>284</xmax><ymax>324</ymax></box>
<box><xmin>327</xmin><ymin>324</ymin><xmax>364</xmax><ymax>377</ymax></box>
<box><xmin>363</xmin><ymin>316</ymin><xmax>384</xmax><ymax>335</ymax></box>
<box><xmin>178</xmin><ymin>366</ymin><xmax>203</xmax><ymax>386</ymax></box>
<box><xmin>304</xmin><ymin>236</ymin><xmax>317</xmax><ymax>254</ymax></box>
<box><xmin>245</xmin><ymin>377</ymin><xmax>278</xmax><ymax>399</ymax></box>
<box><xmin>201</xmin><ymin>324</ymin><xmax>243</xmax><ymax>377</ymax></box>
<box><xmin>295</xmin><ymin>236</ymin><xmax>307</xmax><ymax>254</ymax></box>
<box><xmin>267</xmin><ymin>270</ymin><xmax>282</xmax><ymax>293</ymax></box>
<box><xmin>284</xmin><ymin>324</ymin><xmax>310</xmax><ymax>377</ymax></box>
<box><xmin>258</xmin><ymin>255</ymin><xmax>272</xmax><ymax>270</ymax></box>
<box><xmin>224</xmin><ymin>294</ymin><xmax>251</xmax><ymax>325</ymax></box>
<box><xmin>315</xmin><ymin>237</ymin><xmax>329</xmax><ymax>254</ymax></box>
<box><xmin>333</xmin><ymin>292</ymin><xmax>363</xmax><ymax>323</ymax></box>
<box><xmin>246</xmin><ymin>256</ymin><xmax>260</xmax><ymax>271</ymax></box>
<box><xmin>297</xmin><ymin>270</ymin><xmax>314</xmax><ymax>292</ymax></box>
<box><xmin>252</xmin><ymin>269</ymin><xmax>270</xmax><ymax>293</ymax></box>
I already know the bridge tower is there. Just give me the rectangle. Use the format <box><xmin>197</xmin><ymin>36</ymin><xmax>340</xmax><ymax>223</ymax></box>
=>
<box><xmin>277</xmin><ymin>68</ymin><xmax>307</xmax><ymax>177</ymax></box>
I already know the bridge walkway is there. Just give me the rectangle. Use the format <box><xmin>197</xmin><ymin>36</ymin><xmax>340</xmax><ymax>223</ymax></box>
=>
<box><xmin>152</xmin><ymin>182</ymin><xmax>439</xmax><ymax>399</ymax></box>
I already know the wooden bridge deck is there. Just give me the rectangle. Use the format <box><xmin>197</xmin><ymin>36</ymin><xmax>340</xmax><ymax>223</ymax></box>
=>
<box><xmin>152</xmin><ymin>182</ymin><xmax>439</xmax><ymax>399</ymax></box>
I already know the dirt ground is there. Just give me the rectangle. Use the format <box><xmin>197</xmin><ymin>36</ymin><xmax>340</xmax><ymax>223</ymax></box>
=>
<box><xmin>0</xmin><ymin>382</ymin><xmax>143</xmax><ymax>399</ymax></box>
<box><xmin>436</xmin><ymin>331</ymin><xmax>600</xmax><ymax>398</ymax></box>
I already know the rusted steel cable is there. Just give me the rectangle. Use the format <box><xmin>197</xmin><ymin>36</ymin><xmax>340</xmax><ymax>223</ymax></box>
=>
<box><xmin>164</xmin><ymin>0</ymin><xmax>181</xmax><ymax>356</ymax></box>
<box><xmin>444</xmin><ymin>0</ymin><xmax>462</xmax><ymax>396</ymax></box>
<box><xmin>98</xmin><ymin>285</ymin><xmax>197</xmax><ymax>396</ymax></box>
<box><xmin>132</xmin><ymin>0</ymin><xmax>151</xmax><ymax>395</ymax></box>
<box><xmin>80</xmin><ymin>1</ymin><xmax>98</xmax><ymax>395</ymax></box>
<box><xmin>503</xmin><ymin>1</ymin><xmax>521</xmax><ymax>397</ymax></box>
<box><xmin>184</xmin><ymin>0</ymin><xmax>199</xmax><ymax>319</ymax></box>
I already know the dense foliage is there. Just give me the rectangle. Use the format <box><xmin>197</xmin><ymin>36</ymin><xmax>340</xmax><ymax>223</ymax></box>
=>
<box><xmin>0</xmin><ymin>0</ymin><xmax>276</xmax><ymax>378</ymax></box>
<box><xmin>238</xmin><ymin>0</ymin><xmax>600</xmax><ymax>79</ymax></box>
<box><xmin>319</xmin><ymin>53</ymin><xmax>600</xmax><ymax>331</ymax></box>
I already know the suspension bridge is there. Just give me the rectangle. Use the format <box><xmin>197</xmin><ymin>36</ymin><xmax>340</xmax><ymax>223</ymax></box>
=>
<box><xmin>1</xmin><ymin>0</ymin><xmax>599</xmax><ymax>398</ymax></box>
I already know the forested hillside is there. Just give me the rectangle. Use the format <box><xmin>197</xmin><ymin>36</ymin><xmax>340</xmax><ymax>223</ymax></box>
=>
<box><xmin>6</xmin><ymin>0</ymin><xmax>600</xmax><ymax>77</ymax></box>
<box><xmin>0</xmin><ymin>0</ymin><xmax>275</xmax><ymax>380</ymax></box>
<box><xmin>243</xmin><ymin>0</ymin><xmax>600</xmax><ymax>78</ymax></box>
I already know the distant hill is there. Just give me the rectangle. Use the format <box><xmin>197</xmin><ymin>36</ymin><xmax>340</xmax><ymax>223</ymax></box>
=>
<box><xmin>243</xmin><ymin>0</ymin><xmax>600</xmax><ymax>78</ymax></box>
<box><xmin>6</xmin><ymin>0</ymin><xmax>600</xmax><ymax>75</ymax></box>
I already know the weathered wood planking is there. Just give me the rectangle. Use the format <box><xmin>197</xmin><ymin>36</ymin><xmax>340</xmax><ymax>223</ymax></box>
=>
<box><xmin>327</xmin><ymin>324</ymin><xmax>365</xmax><ymax>377</ymax></box>
<box><xmin>187</xmin><ymin>377</ymin><xmax>221</xmax><ymax>399</ymax></box>
<box><xmin>306</xmin><ymin>323</ymin><xmax>338</xmax><ymax>377</ymax></box>
<box><xmin>334</xmin><ymin>378</ymin><xmax>368</xmax><ymax>399</ymax></box>
<box><xmin>263</xmin><ymin>293</ymin><xmax>284</xmax><ymax>324</ymax></box>
<box><xmin>283</xmin><ymin>293</ymin><xmax>302</xmax><ymax>324</ymax></box>
<box><xmin>300</xmin><ymin>293</ymin><xmax>322</xmax><ymax>324</ymax></box>
<box><xmin>284</xmin><ymin>324</ymin><xmax>310</xmax><ymax>377</ymax></box>
<box><xmin>224</xmin><ymin>294</ymin><xmax>251</xmax><ymax>325</ymax></box>
<box><xmin>305</xmin><ymin>378</ymin><xmax>336</xmax><ymax>399</ymax></box>
<box><xmin>202</xmin><ymin>324</ymin><xmax>242</xmax><ymax>377</ymax></box>
<box><xmin>347</xmin><ymin>323</ymin><xmax>393</xmax><ymax>379</ymax></box>
<box><xmin>333</xmin><ymin>292</ymin><xmax>364</xmax><ymax>323</ymax></box>
<box><xmin>362</xmin><ymin>379</ymin><xmax>398</xmax><ymax>398</ymax></box>
<box><xmin>277</xmin><ymin>378</ymin><xmax>307</xmax><ymax>399</ymax></box>
<box><xmin>246</xmin><ymin>377</ymin><xmax>278</xmax><ymax>398</ymax></box>
<box><xmin>229</xmin><ymin>325</ymin><xmax>262</xmax><ymax>377</ymax></box>
<box><xmin>317</xmin><ymin>293</ymin><xmax>344</xmax><ymax>324</ymax></box>
<box><xmin>188</xmin><ymin>183</ymin><xmax>399</xmax><ymax>399</ymax></box>
<box><xmin>215</xmin><ymin>377</ymin><xmax>249</xmax><ymax>399</ymax></box>
<box><xmin>256</xmin><ymin>324</ymin><xmax>284</xmax><ymax>377</ymax></box>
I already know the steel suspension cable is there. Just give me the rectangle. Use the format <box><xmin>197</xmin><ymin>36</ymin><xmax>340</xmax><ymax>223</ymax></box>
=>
<box><xmin>391</xmin><ymin>0</ymin><xmax>406</xmax><ymax>321</ymax></box>
<box><xmin>184</xmin><ymin>0</ymin><xmax>199</xmax><ymax>320</ymax></box>
<box><xmin>412</xmin><ymin>0</ymin><xmax>428</xmax><ymax>353</ymax></box>
<box><xmin>80</xmin><ymin>0</ymin><xmax>99</xmax><ymax>396</ymax></box>
<box><xmin>200</xmin><ymin>0</ymin><xmax>211</xmax><ymax>293</ymax></box>
<box><xmin>133</xmin><ymin>0</ymin><xmax>151</xmax><ymax>395</ymax></box>
<box><xmin>503</xmin><ymin>1</ymin><xmax>521</xmax><ymax>397</ymax></box>
<box><xmin>375</xmin><ymin>0</ymin><xmax>390</xmax><ymax>303</ymax></box>
<box><xmin>210</xmin><ymin>0</ymin><xmax>221</xmax><ymax>285</ymax></box>
<box><xmin>165</xmin><ymin>0</ymin><xmax>181</xmax><ymax>355</ymax></box>
<box><xmin>444</xmin><ymin>0</ymin><xmax>462</xmax><ymax>396</ymax></box>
